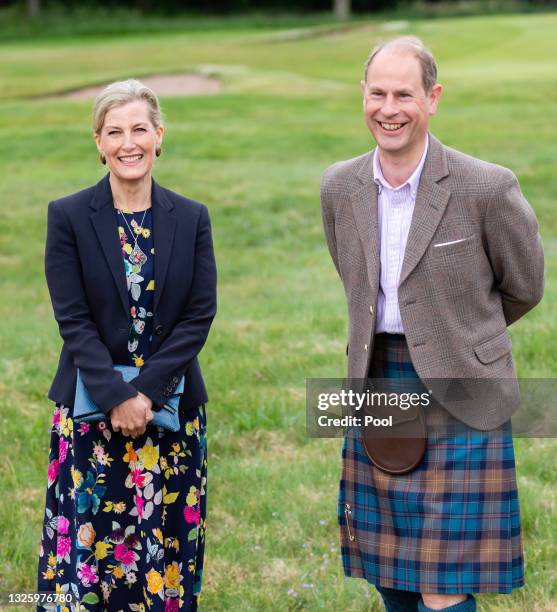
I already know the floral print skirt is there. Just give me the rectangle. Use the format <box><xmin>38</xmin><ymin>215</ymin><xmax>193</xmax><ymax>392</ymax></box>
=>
<box><xmin>37</xmin><ymin>403</ymin><xmax>207</xmax><ymax>611</ymax></box>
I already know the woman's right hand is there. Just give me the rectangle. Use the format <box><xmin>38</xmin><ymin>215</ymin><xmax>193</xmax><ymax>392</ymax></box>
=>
<box><xmin>110</xmin><ymin>394</ymin><xmax>154</xmax><ymax>437</ymax></box>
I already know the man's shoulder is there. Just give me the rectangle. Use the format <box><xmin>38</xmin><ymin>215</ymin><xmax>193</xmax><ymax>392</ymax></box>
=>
<box><xmin>440</xmin><ymin>140</ymin><xmax>517</xmax><ymax>187</ymax></box>
<box><xmin>321</xmin><ymin>151</ymin><xmax>372</xmax><ymax>194</ymax></box>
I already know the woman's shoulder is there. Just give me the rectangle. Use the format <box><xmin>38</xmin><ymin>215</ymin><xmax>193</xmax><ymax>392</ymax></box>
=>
<box><xmin>48</xmin><ymin>183</ymin><xmax>99</xmax><ymax>215</ymax></box>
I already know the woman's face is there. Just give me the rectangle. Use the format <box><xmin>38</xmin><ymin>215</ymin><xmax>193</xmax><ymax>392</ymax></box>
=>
<box><xmin>95</xmin><ymin>99</ymin><xmax>163</xmax><ymax>183</ymax></box>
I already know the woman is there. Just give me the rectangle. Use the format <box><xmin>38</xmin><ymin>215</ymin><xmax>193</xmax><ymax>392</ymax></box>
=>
<box><xmin>37</xmin><ymin>79</ymin><xmax>217</xmax><ymax>611</ymax></box>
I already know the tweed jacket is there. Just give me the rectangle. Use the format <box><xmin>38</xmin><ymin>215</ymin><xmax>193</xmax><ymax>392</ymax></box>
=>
<box><xmin>320</xmin><ymin>134</ymin><xmax>544</xmax><ymax>430</ymax></box>
<box><xmin>45</xmin><ymin>174</ymin><xmax>217</xmax><ymax>415</ymax></box>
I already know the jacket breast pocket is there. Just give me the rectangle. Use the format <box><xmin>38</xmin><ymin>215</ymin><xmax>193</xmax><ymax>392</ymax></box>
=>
<box><xmin>473</xmin><ymin>330</ymin><xmax>512</xmax><ymax>364</ymax></box>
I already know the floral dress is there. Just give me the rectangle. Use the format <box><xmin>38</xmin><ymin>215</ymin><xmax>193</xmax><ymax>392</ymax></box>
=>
<box><xmin>37</xmin><ymin>208</ymin><xmax>207</xmax><ymax>611</ymax></box>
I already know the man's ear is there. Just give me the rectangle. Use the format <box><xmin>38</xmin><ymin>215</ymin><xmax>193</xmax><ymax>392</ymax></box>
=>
<box><xmin>428</xmin><ymin>83</ymin><xmax>443</xmax><ymax>116</ymax></box>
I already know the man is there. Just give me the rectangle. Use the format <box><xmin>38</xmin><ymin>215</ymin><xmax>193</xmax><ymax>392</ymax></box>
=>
<box><xmin>320</xmin><ymin>37</ymin><xmax>544</xmax><ymax>612</ymax></box>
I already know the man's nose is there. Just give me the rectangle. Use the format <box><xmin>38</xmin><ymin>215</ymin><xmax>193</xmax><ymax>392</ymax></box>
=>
<box><xmin>381</xmin><ymin>94</ymin><xmax>399</xmax><ymax>116</ymax></box>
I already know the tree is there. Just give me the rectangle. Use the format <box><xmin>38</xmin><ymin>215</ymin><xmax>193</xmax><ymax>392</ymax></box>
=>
<box><xmin>27</xmin><ymin>0</ymin><xmax>40</xmax><ymax>17</ymax></box>
<box><xmin>334</xmin><ymin>0</ymin><xmax>351</xmax><ymax>18</ymax></box>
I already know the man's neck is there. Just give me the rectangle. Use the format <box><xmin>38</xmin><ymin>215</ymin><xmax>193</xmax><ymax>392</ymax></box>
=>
<box><xmin>110</xmin><ymin>174</ymin><xmax>152</xmax><ymax>212</ymax></box>
<box><xmin>377</xmin><ymin>140</ymin><xmax>427</xmax><ymax>188</ymax></box>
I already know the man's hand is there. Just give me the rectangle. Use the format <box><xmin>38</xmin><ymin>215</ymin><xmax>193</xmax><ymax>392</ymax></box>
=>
<box><xmin>110</xmin><ymin>394</ymin><xmax>154</xmax><ymax>437</ymax></box>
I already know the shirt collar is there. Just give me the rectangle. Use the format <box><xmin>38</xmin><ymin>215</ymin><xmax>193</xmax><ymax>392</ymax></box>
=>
<box><xmin>373</xmin><ymin>134</ymin><xmax>429</xmax><ymax>199</ymax></box>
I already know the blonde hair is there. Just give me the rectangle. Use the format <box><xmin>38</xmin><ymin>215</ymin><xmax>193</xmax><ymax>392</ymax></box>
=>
<box><xmin>92</xmin><ymin>79</ymin><xmax>163</xmax><ymax>133</ymax></box>
<box><xmin>364</xmin><ymin>36</ymin><xmax>438</xmax><ymax>93</ymax></box>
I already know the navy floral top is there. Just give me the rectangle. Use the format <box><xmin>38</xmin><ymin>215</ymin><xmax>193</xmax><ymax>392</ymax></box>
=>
<box><xmin>116</xmin><ymin>208</ymin><xmax>155</xmax><ymax>367</ymax></box>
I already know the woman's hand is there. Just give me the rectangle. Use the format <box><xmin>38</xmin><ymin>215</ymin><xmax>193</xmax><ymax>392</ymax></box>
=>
<box><xmin>110</xmin><ymin>394</ymin><xmax>154</xmax><ymax>437</ymax></box>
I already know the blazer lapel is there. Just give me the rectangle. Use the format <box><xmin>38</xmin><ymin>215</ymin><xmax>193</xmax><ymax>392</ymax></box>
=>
<box><xmin>152</xmin><ymin>180</ymin><xmax>176</xmax><ymax>313</ymax></box>
<box><xmin>398</xmin><ymin>135</ymin><xmax>450</xmax><ymax>287</ymax></box>
<box><xmin>89</xmin><ymin>174</ymin><xmax>129</xmax><ymax>316</ymax></box>
<box><xmin>350</xmin><ymin>152</ymin><xmax>380</xmax><ymax>289</ymax></box>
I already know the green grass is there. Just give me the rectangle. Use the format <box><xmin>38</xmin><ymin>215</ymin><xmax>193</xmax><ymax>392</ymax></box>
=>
<box><xmin>0</xmin><ymin>11</ymin><xmax>556</xmax><ymax>611</ymax></box>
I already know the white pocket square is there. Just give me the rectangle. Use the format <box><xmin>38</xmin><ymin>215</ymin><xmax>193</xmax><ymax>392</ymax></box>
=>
<box><xmin>433</xmin><ymin>236</ymin><xmax>473</xmax><ymax>248</ymax></box>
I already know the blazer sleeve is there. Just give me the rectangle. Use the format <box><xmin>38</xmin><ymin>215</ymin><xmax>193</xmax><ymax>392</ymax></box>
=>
<box><xmin>129</xmin><ymin>204</ymin><xmax>217</xmax><ymax>407</ymax></box>
<box><xmin>483</xmin><ymin>170</ymin><xmax>545</xmax><ymax>325</ymax></box>
<box><xmin>320</xmin><ymin>168</ymin><xmax>341</xmax><ymax>278</ymax></box>
<box><xmin>45</xmin><ymin>201</ymin><xmax>138</xmax><ymax>414</ymax></box>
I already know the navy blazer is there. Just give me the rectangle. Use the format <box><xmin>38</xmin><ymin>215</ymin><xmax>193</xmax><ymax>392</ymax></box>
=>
<box><xmin>45</xmin><ymin>174</ymin><xmax>217</xmax><ymax>415</ymax></box>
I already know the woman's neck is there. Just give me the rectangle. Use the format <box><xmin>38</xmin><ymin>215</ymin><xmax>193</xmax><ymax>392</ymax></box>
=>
<box><xmin>110</xmin><ymin>174</ymin><xmax>152</xmax><ymax>212</ymax></box>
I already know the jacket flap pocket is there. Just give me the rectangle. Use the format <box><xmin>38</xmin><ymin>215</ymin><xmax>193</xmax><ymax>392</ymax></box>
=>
<box><xmin>474</xmin><ymin>330</ymin><xmax>512</xmax><ymax>364</ymax></box>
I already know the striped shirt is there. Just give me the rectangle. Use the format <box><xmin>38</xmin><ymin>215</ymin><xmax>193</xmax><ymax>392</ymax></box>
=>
<box><xmin>374</xmin><ymin>137</ymin><xmax>429</xmax><ymax>334</ymax></box>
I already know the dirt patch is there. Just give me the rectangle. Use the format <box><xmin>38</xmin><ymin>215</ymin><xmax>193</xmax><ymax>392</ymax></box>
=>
<box><xmin>59</xmin><ymin>73</ymin><xmax>221</xmax><ymax>100</ymax></box>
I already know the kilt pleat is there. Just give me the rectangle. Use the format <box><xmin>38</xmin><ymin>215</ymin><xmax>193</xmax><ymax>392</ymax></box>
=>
<box><xmin>338</xmin><ymin>334</ymin><xmax>524</xmax><ymax>594</ymax></box>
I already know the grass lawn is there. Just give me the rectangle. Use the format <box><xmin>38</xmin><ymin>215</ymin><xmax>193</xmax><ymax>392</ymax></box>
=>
<box><xmin>0</xmin><ymin>10</ymin><xmax>556</xmax><ymax>611</ymax></box>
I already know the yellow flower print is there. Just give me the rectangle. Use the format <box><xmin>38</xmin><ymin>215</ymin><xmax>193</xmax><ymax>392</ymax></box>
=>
<box><xmin>138</xmin><ymin>442</ymin><xmax>159</xmax><ymax>470</ymax></box>
<box><xmin>159</xmin><ymin>456</ymin><xmax>168</xmax><ymax>470</ymax></box>
<box><xmin>48</xmin><ymin>553</ymin><xmax>57</xmax><ymax>566</ymax></box>
<box><xmin>133</xmin><ymin>355</ymin><xmax>145</xmax><ymax>367</ymax></box>
<box><xmin>146</xmin><ymin>568</ymin><xmax>164</xmax><ymax>594</ymax></box>
<box><xmin>164</xmin><ymin>562</ymin><xmax>181</xmax><ymax>589</ymax></box>
<box><xmin>113</xmin><ymin>566</ymin><xmax>124</xmax><ymax>579</ymax></box>
<box><xmin>94</xmin><ymin>541</ymin><xmax>111</xmax><ymax>560</ymax></box>
<box><xmin>60</xmin><ymin>414</ymin><xmax>73</xmax><ymax>437</ymax></box>
<box><xmin>113</xmin><ymin>501</ymin><xmax>126</xmax><ymax>514</ymax></box>
<box><xmin>172</xmin><ymin>442</ymin><xmax>180</xmax><ymax>453</ymax></box>
<box><xmin>142</xmin><ymin>228</ymin><xmax>151</xmax><ymax>238</ymax></box>
<box><xmin>153</xmin><ymin>528</ymin><xmax>163</xmax><ymax>544</ymax></box>
<box><xmin>123</xmin><ymin>442</ymin><xmax>138</xmax><ymax>464</ymax></box>
<box><xmin>124</xmin><ymin>243</ymin><xmax>133</xmax><ymax>255</ymax></box>
<box><xmin>45</xmin><ymin>568</ymin><xmax>55</xmax><ymax>580</ymax></box>
<box><xmin>188</xmin><ymin>563</ymin><xmax>195</xmax><ymax>574</ymax></box>
<box><xmin>186</xmin><ymin>486</ymin><xmax>198</xmax><ymax>507</ymax></box>
<box><xmin>146</xmin><ymin>279</ymin><xmax>155</xmax><ymax>291</ymax></box>
<box><xmin>71</xmin><ymin>466</ymin><xmax>83</xmax><ymax>488</ymax></box>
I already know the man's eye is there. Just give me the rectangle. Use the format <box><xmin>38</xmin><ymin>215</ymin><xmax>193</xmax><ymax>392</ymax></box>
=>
<box><xmin>135</xmin><ymin>128</ymin><xmax>146</xmax><ymax>132</ymax></box>
<box><xmin>108</xmin><ymin>131</ymin><xmax>120</xmax><ymax>135</ymax></box>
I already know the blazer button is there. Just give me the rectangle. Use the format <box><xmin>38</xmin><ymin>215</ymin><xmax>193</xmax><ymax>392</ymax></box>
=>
<box><xmin>369</xmin><ymin>305</ymin><xmax>374</xmax><ymax>315</ymax></box>
<box><xmin>364</xmin><ymin>344</ymin><xmax>368</xmax><ymax>351</ymax></box>
<box><xmin>154</xmin><ymin>324</ymin><xmax>164</xmax><ymax>335</ymax></box>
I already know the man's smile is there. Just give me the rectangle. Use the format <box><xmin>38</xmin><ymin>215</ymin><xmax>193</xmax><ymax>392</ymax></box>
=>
<box><xmin>377</xmin><ymin>121</ymin><xmax>407</xmax><ymax>132</ymax></box>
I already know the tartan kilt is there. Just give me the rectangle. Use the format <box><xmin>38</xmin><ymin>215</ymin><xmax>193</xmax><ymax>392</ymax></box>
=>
<box><xmin>338</xmin><ymin>334</ymin><xmax>524</xmax><ymax>594</ymax></box>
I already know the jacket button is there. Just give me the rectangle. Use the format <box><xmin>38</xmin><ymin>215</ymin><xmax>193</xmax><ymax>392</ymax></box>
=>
<box><xmin>364</xmin><ymin>344</ymin><xmax>368</xmax><ymax>351</ymax></box>
<box><xmin>369</xmin><ymin>305</ymin><xmax>374</xmax><ymax>315</ymax></box>
<box><xmin>154</xmin><ymin>324</ymin><xmax>164</xmax><ymax>335</ymax></box>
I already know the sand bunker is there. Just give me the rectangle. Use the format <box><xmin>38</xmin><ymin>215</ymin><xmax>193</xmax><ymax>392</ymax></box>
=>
<box><xmin>60</xmin><ymin>73</ymin><xmax>221</xmax><ymax>100</ymax></box>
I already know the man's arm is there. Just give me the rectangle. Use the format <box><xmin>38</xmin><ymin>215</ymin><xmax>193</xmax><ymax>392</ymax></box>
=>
<box><xmin>320</xmin><ymin>170</ymin><xmax>341</xmax><ymax>278</ymax></box>
<box><xmin>483</xmin><ymin>169</ymin><xmax>544</xmax><ymax>325</ymax></box>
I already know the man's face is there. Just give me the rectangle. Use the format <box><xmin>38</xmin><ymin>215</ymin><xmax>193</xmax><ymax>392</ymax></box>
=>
<box><xmin>361</xmin><ymin>50</ymin><xmax>442</xmax><ymax>158</ymax></box>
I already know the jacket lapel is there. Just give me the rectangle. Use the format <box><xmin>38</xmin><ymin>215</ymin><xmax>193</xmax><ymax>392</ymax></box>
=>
<box><xmin>350</xmin><ymin>152</ymin><xmax>380</xmax><ymax>289</ymax></box>
<box><xmin>89</xmin><ymin>174</ymin><xmax>129</xmax><ymax>316</ymax></box>
<box><xmin>398</xmin><ymin>135</ymin><xmax>450</xmax><ymax>286</ymax></box>
<box><xmin>89</xmin><ymin>174</ymin><xmax>177</xmax><ymax>318</ymax></box>
<box><xmin>151</xmin><ymin>180</ymin><xmax>176</xmax><ymax>313</ymax></box>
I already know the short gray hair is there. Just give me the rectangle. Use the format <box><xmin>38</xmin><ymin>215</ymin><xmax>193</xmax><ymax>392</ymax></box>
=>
<box><xmin>364</xmin><ymin>36</ymin><xmax>438</xmax><ymax>93</ymax></box>
<box><xmin>92</xmin><ymin>78</ymin><xmax>163</xmax><ymax>134</ymax></box>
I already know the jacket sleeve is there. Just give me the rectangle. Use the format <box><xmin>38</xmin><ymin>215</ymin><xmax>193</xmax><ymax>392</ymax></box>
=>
<box><xmin>320</xmin><ymin>169</ymin><xmax>341</xmax><ymax>278</ymax></box>
<box><xmin>45</xmin><ymin>201</ymin><xmax>138</xmax><ymax>414</ymax></box>
<box><xmin>129</xmin><ymin>204</ymin><xmax>217</xmax><ymax>407</ymax></box>
<box><xmin>483</xmin><ymin>170</ymin><xmax>545</xmax><ymax>326</ymax></box>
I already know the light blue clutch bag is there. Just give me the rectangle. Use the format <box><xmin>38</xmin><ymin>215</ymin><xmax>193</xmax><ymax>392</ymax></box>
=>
<box><xmin>73</xmin><ymin>365</ymin><xmax>184</xmax><ymax>432</ymax></box>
